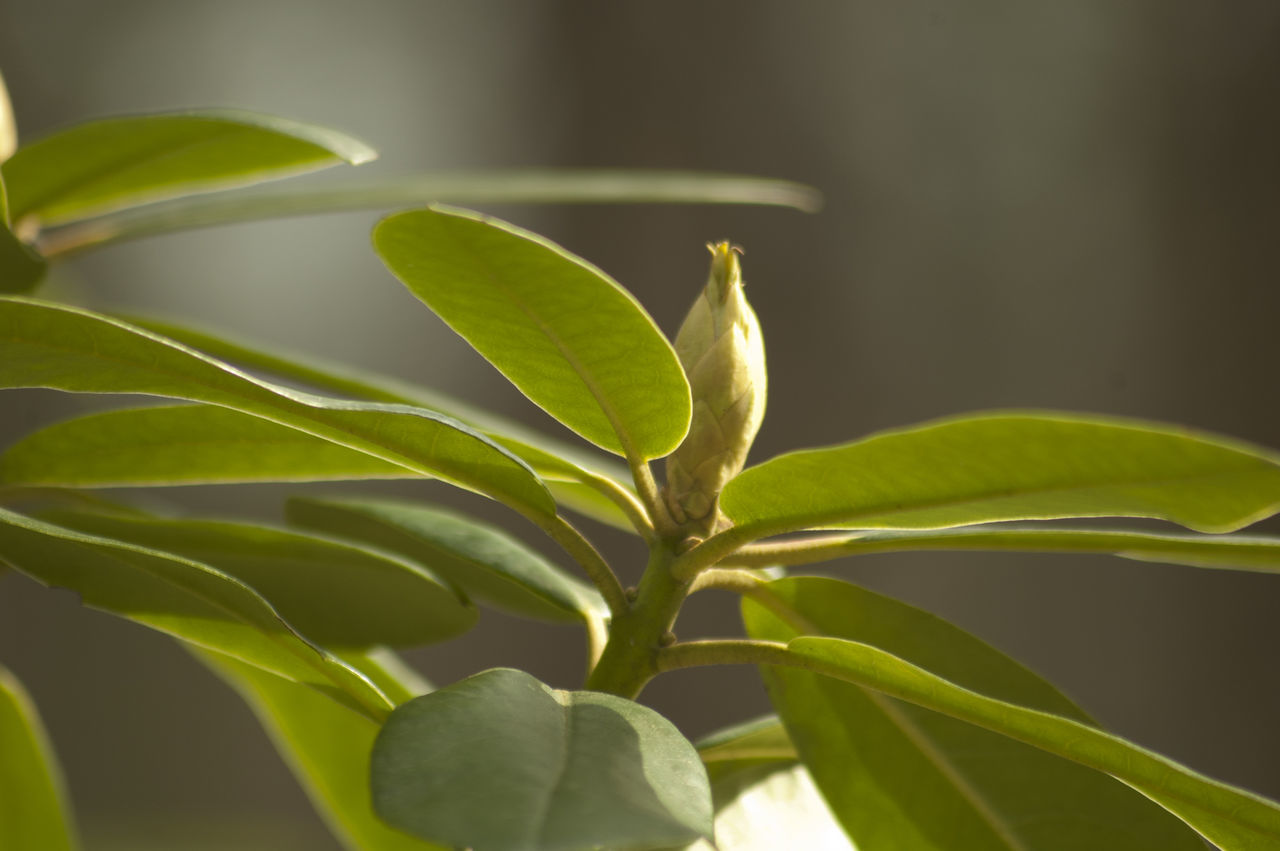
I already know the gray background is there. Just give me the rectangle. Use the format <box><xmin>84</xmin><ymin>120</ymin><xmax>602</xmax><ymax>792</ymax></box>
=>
<box><xmin>2</xmin><ymin>2</ymin><xmax>1279</xmax><ymax>848</ymax></box>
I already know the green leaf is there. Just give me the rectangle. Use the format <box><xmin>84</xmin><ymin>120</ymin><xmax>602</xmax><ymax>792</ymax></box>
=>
<box><xmin>750</xmin><ymin>525</ymin><xmax>1280</xmax><ymax>574</ymax></box>
<box><xmin>696</xmin><ymin>714</ymin><xmax>797</xmax><ymax>781</ymax></box>
<box><xmin>374</xmin><ymin>207</ymin><xmax>691</xmax><ymax>460</ymax></box>
<box><xmin>372</xmin><ymin>667</ymin><xmax>713</xmax><ymax>851</ymax></box>
<box><xmin>743</xmin><ymin>576</ymin><xmax>1207</xmax><ymax>849</ymax></box>
<box><xmin>39</xmin><ymin>170</ymin><xmax>822</xmax><ymax>258</ymax></box>
<box><xmin>0</xmin><ymin>508</ymin><xmax>390</xmax><ymax>720</ymax></box>
<box><xmin>120</xmin><ymin>316</ymin><xmax>639</xmax><ymax>530</ymax></box>
<box><xmin>37</xmin><ymin>508</ymin><xmax>477</xmax><ymax>649</ymax></box>
<box><xmin>0</xmin><ymin>666</ymin><xmax>78</xmax><ymax>851</ymax></box>
<box><xmin>0</xmin><ymin>171</ymin><xmax>46</xmax><ymax>293</ymax></box>
<box><xmin>680</xmin><ymin>764</ymin><xmax>852</xmax><ymax>851</ymax></box>
<box><xmin>286</xmin><ymin>496</ymin><xmax>605</xmax><ymax>624</ymax></box>
<box><xmin>0</xmin><ymin>297</ymin><xmax>555</xmax><ymax>519</ymax></box>
<box><xmin>0</xmin><ymin>404</ymin><xmax>420</xmax><ymax>487</ymax></box>
<box><xmin>195</xmin><ymin>648</ymin><xmax>444</xmax><ymax>851</ymax></box>
<box><xmin>1</xmin><ymin>110</ymin><xmax>375</xmax><ymax>225</ymax></box>
<box><xmin>721</xmin><ymin>412</ymin><xmax>1280</xmax><ymax>540</ymax></box>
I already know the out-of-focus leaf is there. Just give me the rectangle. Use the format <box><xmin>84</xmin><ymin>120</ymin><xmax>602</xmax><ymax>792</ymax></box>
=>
<box><xmin>39</xmin><ymin>508</ymin><xmax>477</xmax><ymax>649</ymax></box>
<box><xmin>0</xmin><ymin>70</ymin><xmax>15</xmax><ymax>162</ymax></box>
<box><xmin>720</xmin><ymin>412</ymin><xmax>1280</xmax><ymax>541</ymax></box>
<box><xmin>0</xmin><ymin>297</ymin><xmax>555</xmax><ymax>519</ymax></box>
<box><xmin>196</xmin><ymin>648</ymin><xmax>443</xmax><ymax>851</ymax></box>
<box><xmin>374</xmin><ymin>207</ymin><xmax>691</xmax><ymax>460</ymax></box>
<box><xmin>2</xmin><ymin>110</ymin><xmax>375</xmax><ymax>225</ymax></box>
<box><xmin>287</xmin><ymin>496</ymin><xmax>604</xmax><ymax>624</ymax></box>
<box><xmin>743</xmin><ymin>576</ymin><xmax>1207</xmax><ymax>850</ymax></box>
<box><xmin>0</xmin><ymin>171</ymin><xmax>46</xmax><ymax>293</ymax></box>
<box><xmin>0</xmin><ymin>666</ymin><xmax>78</xmax><ymax>851</ymax></box>
<box><xmin>38</xmin><ymin>169</ymin><xmax>821</xmax><ymax>257</ymax></box>
<box><xmin>372</xmin><ymin>668</ymin><xmax>713</xmax><ymax>851</ymax></box>
<box><xmin>679</xmin><ymin>764</ymin><xmax>851</xmax><ymax>851</ymax></box>
<box><xmin>0</xmin><ymin>508</ymin><xmax>389</xmax><ymax>720</ymax></box>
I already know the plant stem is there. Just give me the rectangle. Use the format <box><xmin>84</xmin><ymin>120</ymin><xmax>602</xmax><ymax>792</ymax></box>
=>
<box><xmin>670</xmin><ymin>524</ymin><xmax>756</xmax><ymax>580</ymax></box>
<box><xmin>688</xmin><ymin>567</ymin><xmax>767</xmax><ymax>595</ymax></box>
<box><xmin>656</xmin><ymin>639</ymin><xmax>794</xmax><ymax>673</ymax></box>
<box><xmin>578</xmin><ymin>470</ymin><xmax>654</xmax><ymax>540</ymax></box>
<box><xmin>535</xmin><ymin>514</ymin><xmax>629</xmax><ymax>619</ymax></box>
<box><xmin>629</xmin><ymin>456</ymin><xmax>679</xmax><ymax>539</ymax></box>
<box><xmin>584</xmin><ymin>543</ymin><xmax>691</xmax><ymax>699</ymax></box>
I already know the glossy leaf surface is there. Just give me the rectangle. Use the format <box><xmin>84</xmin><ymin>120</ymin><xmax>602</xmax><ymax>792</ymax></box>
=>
<box><xmin>722</xmin><ymin>412</ymin><xmax>1280</xmax><ymax>539</ymax></box>
<box><xmin>197</xmin><ymin>648</ymin><xmax>444</xmax><ymax>851</ymax></box>
<box><xmin>0</xmin><ymin>666</ymin><xmax>77</xmax><ymax>851</ymax></box>
<box><xmin>374</xmin><ymin>207</ymin><xmax>691</xmax><ymax>459</ymax></box>
<box><xmin>743</xmin><ymin>576</ymin><xmax>1205</xmax><ymax>849</ymax></box>
<box><xmin>0</xmin><ymin>508</ymin><xmax>389</xmax><ymax>719</ymax></box>
<box><xmin>39</xmin><ymin>509</ymin><xmax>477</xmax><ymax>648</ymax></box>
<box><xmin>0</xmin><ymin>297</ymin><xmax>555</xmax><ymax>518</ymax></box>
<box><xmin>372</xmin><ymin>668</ymin><xmax>713</xmax><ymax>851</ymax></box>
<box><xmin>2</xmin><ymin>110</ymin><xmax>375</xmax><ymax>224</ymax></box>
<box><xmin>748</xmin><ymin>525</ymin><xmax>1280</xmax><ymax>574</ymax></box>
<box><xmin>286</xmin><ymin>496</ymin><xmax>604</xmax><ymax>624</ymax></box>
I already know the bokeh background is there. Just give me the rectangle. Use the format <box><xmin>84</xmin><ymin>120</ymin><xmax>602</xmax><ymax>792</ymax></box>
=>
<box><xmin>3</xmin><ymin>2</ymin><xmax>1279</xmax><ymax>848</ymax></box>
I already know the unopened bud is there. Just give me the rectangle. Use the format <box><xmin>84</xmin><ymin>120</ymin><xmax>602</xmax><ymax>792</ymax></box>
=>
<box><xmin>664</xmin><ymin>242</ymin><xmax>767</xmax><ymax>531</ymax></box>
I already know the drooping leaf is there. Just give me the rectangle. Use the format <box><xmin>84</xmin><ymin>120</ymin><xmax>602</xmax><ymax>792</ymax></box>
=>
<box><xmin>374</xmin><ymin>207</ymin><xmax>691</xmax><ymax>460</ymax></box>
<box><xmin>195</xmin><ymin>647</ymin><xmax>444</xmax><ymax>851</ymax></box>
<box><xmin>734</xmin><ymin>525</ymin><xmax>1280</xmax><ymax>574</ymax></box>
<box><xmin>38</xmin><ymin>508</ymin><xmax>477</xmax><ymax>649</ymax></box>
<box><xmin>0</xmin><ymin>171</ymin><xmax>46</xmax><ymax>293</ymax></box>
<box><xmin>1</xmin><ymin>110</ymin><xmax>375</xmax><ymax>225</ymax></box>
<box><xmin>0</xmin><ymin>508</ymin><xmax>389</xmax><ymax>720</ymax></box>
<box><xmin>286</xmin><ymin>496</ymin><xmax>604</xmax><ymax>624</ymax></box>
<box><xmin>0</xmin><ymin>297</ymin><xmax>555</xmax><ymax>519</ymax></box>
<box><xmin>743</xmin><ymin>576</ymin><xmax>1207</xmax><ymax>850</ymax></box>
<box><xmin>39</xmin><ymin>169</ymin><xmax>821</xmax><ymax>257</ymax></box>
<box><xmin>721</xmin><ymin>412</ymin><xmax>1280</xmax><ymax>542</ymax></box>
<box><xmin>0</xmin><ymin>666</ymin><xmax>78</xmax><ymax>851</ymax></box>
<box><xmin>741</xmin><ymin>577</ymin><xmax>1280</xmax><ymax>849</ymax></box>
<box><xmin>371</xmin><ymin>668</ymin><xmax>713</xmax><ymax>851</ymax></box>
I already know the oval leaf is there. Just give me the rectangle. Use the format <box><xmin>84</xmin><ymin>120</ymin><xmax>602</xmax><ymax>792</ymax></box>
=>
<box><xmin>374</xmin><ymin>207</ymin><xmax>691</xmax><ymax>459</ymax></box>
<box><xmin>0</xmin><ymin>297</ymin><xmax>555</xmax><ymax>519</ymax></box>
<box><xmin>1</xmin><ymin>110</ymin><xmax>375</xmax><ymax>225</ymax></box>
<box><xmin>0</xmin><ymin>666</ymin><xmax>78</xmax><ymax>851</ymax></box>
<box><xmin>286</xmin><ymin>496</ymin><xmax>605</xmax><ymax>624</ymax></box>
<box><xmin>743</xmin><ymin>576</ymin><xmax>1205</xmax><ymax>850</ymax></box>
<box><xmin>372</xmin><ymin>668</ymin><xmax>713</xmax><ymax>851</ymax></box>
<box><xmin>38</xmin><ymin>508</ymin><xmax>477</xmax><ymax>649</ymax></box>
<box><xmin>196</xmin><ymin>648</ymin><xmax>445</xmax><ymax>851</ymax></box>
<box><xmin>0</xmin><ymin>508</ymin><xmax>389</xmax><ymax>719</ymax></box>
<box><xmin>721</xmin><ymin>412</ymin><xmax>1280</xmax><ymax>540</ymax></box>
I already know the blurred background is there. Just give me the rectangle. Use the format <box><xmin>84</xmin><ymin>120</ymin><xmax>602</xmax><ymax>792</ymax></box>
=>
<box><xmin>2</xmin><ymin>1</ymin><xmax>1279</xmax><ymax>847</ymax></box>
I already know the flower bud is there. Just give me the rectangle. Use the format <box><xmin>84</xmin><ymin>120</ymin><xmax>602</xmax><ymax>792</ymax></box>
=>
<box><xmin>664</xmin><ymin>242</ymin><xmax>767</xmax><ymax>532</ymax></box>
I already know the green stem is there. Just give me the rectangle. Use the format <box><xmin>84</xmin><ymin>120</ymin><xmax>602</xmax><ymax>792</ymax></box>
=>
<box><xmin>535</xmin><ymin>514</ymin><xmax>629</xmax><ymax>619</ymax></box>
<box><xmin>656</xmin><ymin>639</ymin><xmax>794</xmax><ymax>673</ymax></box>
<box><xmin>579</xmin><ymin>469</ymin><xmax>654</xmax><ymax>541</ymax></box>
<box><xmin>584</xmin><ymin>544</ymin><xmax>691</xmax><ymax>698</ymax></box>
<box><xmin>670</xmin><ymin>524</ymin><xmax>757</xmax><ymax>580</ymax></box>
<box><xmin>688</xmin><ymin>567</ymin><xmax>767</xmax><ymax>595</ymax></box>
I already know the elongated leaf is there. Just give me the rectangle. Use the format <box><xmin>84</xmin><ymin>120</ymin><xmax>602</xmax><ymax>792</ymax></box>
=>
<box><xmin>697</xmin><ymin>714</ymin><xmax>797</xmax><ymax>780</ymax></box>
<box><xmin>0</xmin><ymin>297</ymin><xmax>555</xmax><ymax>519</ymax></box>
<box><xmin>38</xmin><ymin>508</ymin><xmax>477</xmax><ymax>648</ymax></box>
<box><xmin>374</xmin><ymin>207</ymin><xmax>691</xmax><ymax>460</ymax></box>
<box><xmin>0</xmin><ymin>666</ymin><xmax>78</xmax><ymax>851</ymax></box>
<box><xmin>196</xmin><ymin>648</ymin><xmax>444</xmax><ymax>851</ymax></box>
<box><xmin>0</xmin><ymin>404</ymin><xmax>419</xmax><ymax>487</ymax></box>
<box><xmin>0</xmin><ymin>171</ymin><xmax>46</xmax><ymax>293</ymax></box>
<box><xmin>120</xmin><ymin>316</ymin><xmax>637</xmax><ymax>529</ymax></box>
<box><xmin>743</xmin><ymin>576</ymin><xmax>1205</xmax><ymax>850</ymax></box>
<box><xmin>721</xmin><ymin>412</ymin><xmax>1280</xmax><ymax>541</ymax></box>
<box><xmin>372</xmin><ymin>667</ymin><xmax>713</xmax><ymax>851</ymax></box>
<box><xmin>40</xmin><ymin>170</ymin><xmax>821</xmax><ymax>257</ymax></box>
<box><xmin>286</xmin><ymin>496</ymin><xmax>604</xmax><ymax>624</ymax></box>
<box><xmin>741</xmin><ymin>525</ymin><xmax>1280</xmax><ymax>574</ymax></box>
<box><xmin>2</xmin><ymin>110</ymin><xmax>375</xmax><ymax>225</ymax></box>
<box><xmin>0</xmin><ymin>508</ymin><xmax>389</xmax><ymax>719</ymax></box>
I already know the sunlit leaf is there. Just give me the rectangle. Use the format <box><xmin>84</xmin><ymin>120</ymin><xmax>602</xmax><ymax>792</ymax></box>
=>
<box><xmin>721</xmin><ymin>412</ymin><xmax>1280</xmax><ymax>541</ymax></box>
<box><xmin>39</xmin><ymin>508</ymin><xmax>477</xmax><ymax>648</ymax></box>
<box><xmin>0</xmin><ymin>666</ymin><xmax>78</xmax><ymax>851</ymax></box>
<box><xmin>196</xmin><ymin>648</ymin><xmax>443</xmax><ymax>851</ymax></box>
<box><xmin>2</xmin><ymin>110</ymin><xmax>375</xmax><ymax>225</ymax></box>
<box><xmin>0</xmin><ymin>508</ymin><xmax>389</xmax><ymax>720</ymax></box>
<box><xmin>0</xmin><ymin>297</ymin><xmax>555</xmax><ymax>519</ymax></box>
<box><xmin>374</xmin><ymin>207</ymin><xmax>691</xmax><ymax>460</ymax></box>
<box><xmin>743</xmin><ymin>576</ymin><xmax>1205</xmax><ymax>849</ymax></box>
<box><xmin>286</xmin><ymin>496</ymin><xmax>604</xmax><ymax>624</ymax></box>
<box><xmin>680</xmin><ymin>764</ymin><xmax>851</xmax><ymax>851</ymax></box>
<box><xmin>372</xmin><ymin>668</ymin><xmax>713</xmax><ymax>850</ymax></box>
